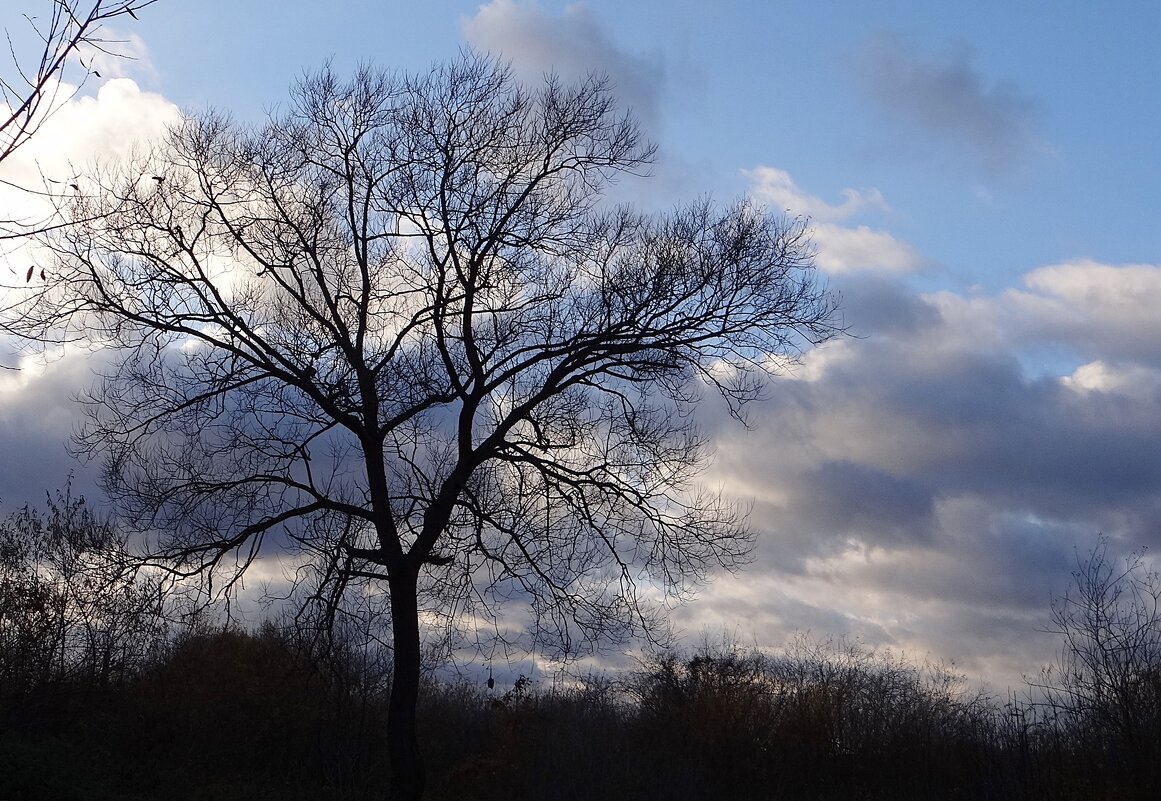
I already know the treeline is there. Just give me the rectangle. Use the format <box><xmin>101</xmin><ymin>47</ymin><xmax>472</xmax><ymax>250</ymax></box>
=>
<box><xmin>2</xmin><ymin>496</ymin><xmax>1159</xmax><ymax>800</ymax></box>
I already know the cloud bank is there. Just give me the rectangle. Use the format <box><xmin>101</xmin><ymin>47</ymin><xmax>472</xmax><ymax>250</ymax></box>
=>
<box><xmin>681</xmin><ymin>257</ymin><xmax>1161</xmax><ymax>689</ymax></box>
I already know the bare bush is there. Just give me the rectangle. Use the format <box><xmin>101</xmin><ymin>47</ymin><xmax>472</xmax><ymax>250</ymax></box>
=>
<box><xmin>0</xmin><ymin>486</ymin><xmax>168</xmax><ymax>695</ymax></box>
<box><xmin>1030</xmin><ymin>536</ymin><xmax>1161</xmax><ymax>798</ymax></box>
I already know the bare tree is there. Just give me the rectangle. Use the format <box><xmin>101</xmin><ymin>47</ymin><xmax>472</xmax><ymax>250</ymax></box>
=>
<box><xmin>2</xmin><ymin>1</ymin><xmax>157</xmax><ymax>166</ymax></box>
<box><xmin>1032</xmin><ymin>535</ymin><xmax>1161</xmax><ymax>796</ymax></box>
<box><xmin>9</xmin><ymin>55</ymin><xmax>839</xmax><ymax>800</ymax></box>
<box><xmin>0</xmin><ymin>485</ymin><xmax>169</xmax><ymax>695</ymax></box>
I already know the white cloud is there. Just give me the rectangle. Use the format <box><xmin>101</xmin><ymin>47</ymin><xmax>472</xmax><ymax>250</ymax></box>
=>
<box><xmin>0</xmin><ymin>77</ymin><xmax>181</xmax><ymax>499</ymax></box>
<box><xmin>1021</xmin><ymin>260</ymin><xmax>1161</xmax><ymax>326</ymax></box>
<box><xmin>811</xmin><ymin>222</ymin><xmax>923</xmax><ymax>274</ymax></box>
<box><xmin>1002</xmin><ymin>260</ymin><xmax>1161</xmax><ymax>366</ymax></box>
<box><xmin>0</xmin><ymin>77</ymin><xmax>180</xmax><ymax>282</ymax></box>
<box><xmin>1061</xmin><ymin>360</ymin><xmax>1161</xmax><ymax>400</ymax></box>
<box><xmin>0</xmin><ymin>77</ymin><xmax>179</xmax><ymax>197</ymax></box>
<box><xmin>744</xmin><ymin>166</ymin><xmax>923</xmax><ymax>275</ymax></box>
<box><xmin>909</xmin><ymin>260</ymin><xmax>1161</xmax><ymax>369</ymax></box>
<box><xmin>745</xmin><ymin>166</ymin><xmax>888</xmax><ymax>222</ymax></box>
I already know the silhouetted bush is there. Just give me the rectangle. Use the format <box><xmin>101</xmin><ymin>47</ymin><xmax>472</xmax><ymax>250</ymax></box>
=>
<box><xmin>619</xmin><ymin>635</ymin><xmax>1005</xmax><ymax>801</ymax></box>
<box><xmin>0</xmin><ymin>623</ymin><xmax>390</xmax><ymax>800</ymax></box>
<box><xmin>0</xmin><ymin>489</ymin><xmax>168</xmax><ymax>699</ymax></box>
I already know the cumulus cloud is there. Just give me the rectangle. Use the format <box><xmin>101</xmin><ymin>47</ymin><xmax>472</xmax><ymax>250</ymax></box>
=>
<box><xmin>1062</xmin><ymin>360</ymin><xmax>1161</xmax><ymax>400</ymax></box>
<box><xmin>0</xmin><ymin>75</ymin><xmax>178</xmax><ymax>261</ymax></box>
<box><xmin>461</xmin><ymin>0</ymin><xmax>666</xmax><ymax>132</ymax></box>
<box><xmin>0</xmin><ymin>78</ymin><xmax>180</xmax><ymax>503</ymax></box>
<box><xmin>854</xmin><ymin>33</ymin><xmax>1048</xmax><ymax>175</ymax></box>
<box><xmin>810</xmin><ymin>223</ymin><xmax>924</xmax><ymax>274</ymax></box>
<box><xmin>1</xmin><ymin>51</ymin><xmax>1154</xmax><ymax>698</ymax></box>
<box><xmin>680</xmin><ymin>258</ymin><xmax>1161</xmax><ymax>690</ymax></box>
<box><xmin>1008</xmin><ymin>261</ymin><xmax>1161</xmax><ymax>363</ymax></box>
<box><xmin>0</xmin><ymin>77</ymin><xmax>179</xmax><ymax>220</ymax></box>
<box><xmin>745</xmin><ymin>166</ymin><xmax>924</xmax><ymax>274</ymax></box>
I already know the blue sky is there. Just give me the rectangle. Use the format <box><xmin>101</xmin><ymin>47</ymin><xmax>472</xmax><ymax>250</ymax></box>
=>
<box><xmin>3</xmin><ymin>1</ymin><xmax>1161</xmax><ymax>690</ymax></box>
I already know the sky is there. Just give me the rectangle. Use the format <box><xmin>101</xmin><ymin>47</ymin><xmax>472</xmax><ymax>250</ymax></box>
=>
<box><xmin>3</xmin><ymin>0</ymin><xmax>1161</xmax><ymax>692</ymax></box>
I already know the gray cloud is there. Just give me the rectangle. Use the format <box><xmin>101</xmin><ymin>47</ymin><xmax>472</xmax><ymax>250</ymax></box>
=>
<box><xmin>756</xmin><ymin>318</ymin><xmax>1161</xmax><ymax>540</ymax></box>
<box><xmin>461</xmin><ymin>0</ymin><xmax>667</xmax><ymax>133</ymax></box>
<box><xmin>854</xmin><ymin>33</ymin><xmax>1047</xmax><ymax>175</ymax></box>
<box><xmin>0</xmin><ymin>346</ymin><xmax>109</xmax><ymax>507</ymax></box>
<box><xmin>792</xmin><ymin>460</ymin><xmax>937</xmax><ymax>547</ymax></box>
<box><xmin>836</xmin><ymin>274</ymin><xmax>943</xmax><ymax>337</ymax></box>
<box><xmin>690</xmin><ymin>260</ymin><xmax>1161</xmax><ymax>689</ymax></box>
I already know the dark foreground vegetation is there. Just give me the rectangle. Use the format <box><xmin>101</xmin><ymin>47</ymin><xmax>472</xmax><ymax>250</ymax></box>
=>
<box><xmin>2</xmin><ymin>625</ymin><xmax>1158</xmax><ymax>801</ymax></box>
<box><xmin>2</xmin><ymin>496</ymin><xmax>1159</xmax><ymax>800</ymax></box>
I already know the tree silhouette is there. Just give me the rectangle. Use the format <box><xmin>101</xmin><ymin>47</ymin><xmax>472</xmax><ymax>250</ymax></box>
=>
<box><xmin>1032</xmin><ymin>536</ymin><xmax>1161</xmax><ymax>797</ymax></box>
<box><xmin>9</xmin><ymin>55</ymin><xmax>839</xmax><ymax>800</ymax></box>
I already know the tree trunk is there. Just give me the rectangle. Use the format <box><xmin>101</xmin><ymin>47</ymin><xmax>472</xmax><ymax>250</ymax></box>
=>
<box><xmin>387</xmin><ymin>569</ymin><xmax>425</xmax><ymax>801</ymax></box>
